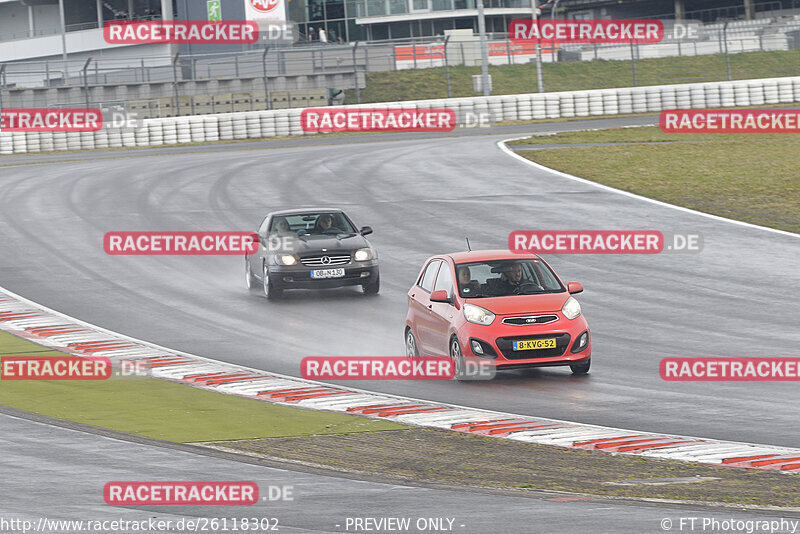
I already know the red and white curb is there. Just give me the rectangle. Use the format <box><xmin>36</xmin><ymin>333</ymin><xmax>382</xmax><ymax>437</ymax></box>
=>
<box><xmin>2</xmin><ymin>287</ymin><xmax>799</xmax><ymax>473</ymax></box>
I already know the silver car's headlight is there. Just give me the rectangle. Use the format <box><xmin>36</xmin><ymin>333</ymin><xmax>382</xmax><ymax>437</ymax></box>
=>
<box><xmin>354</xmin><ymin>248</ymin><xmax>373</xmax><ymax>261</ymax></box>
<box><xmin>280</xmin><ymin>254</ymin><xmax>297</xmax><ymax>266</ymax></box>
<box><xmin>463</xmin><ymin>303</ymin><xmax>495</xmax><ymax>325</ymax></box>
<box><xmin>562</xmin><ymin>296</ymin><xmax>582</xmax><ymax>320</ymax></box>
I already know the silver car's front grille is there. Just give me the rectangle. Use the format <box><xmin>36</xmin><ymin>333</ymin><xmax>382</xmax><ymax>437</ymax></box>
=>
<box><xmin>502</xmin><ymin>315</ymin><xmax>559</xmax><ymax>326</ymax></box>
<box><xmin>300</xmin><ymin>254</ymin><xmax>351</xmax><ymax>267</ymax></box>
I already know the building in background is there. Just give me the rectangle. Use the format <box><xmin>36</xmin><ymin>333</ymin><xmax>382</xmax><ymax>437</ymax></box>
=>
<box><xmin>0</xmin><ymin>0</ymin><xmax>797</xmax><ymax>69</ymax></box>
<box><xmin>0</xmin><ymin>0</ymin><xmax>176</xmax><ymax>83</ymax></box>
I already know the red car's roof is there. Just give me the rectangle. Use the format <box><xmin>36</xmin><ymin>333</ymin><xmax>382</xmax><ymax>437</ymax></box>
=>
<box><xmin>441</xmin><ymin>249</ymin><xmax>541</xmax><ymax>263</ymax></box>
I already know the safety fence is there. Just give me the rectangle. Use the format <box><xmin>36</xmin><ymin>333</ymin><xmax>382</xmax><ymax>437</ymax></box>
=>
<box><xmin>1</xmin><ymin>76</ymin><xmax>799</xmax><ymax>155</ymax></box>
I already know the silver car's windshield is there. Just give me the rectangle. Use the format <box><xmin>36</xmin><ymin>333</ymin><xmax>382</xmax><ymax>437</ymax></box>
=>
<box><xmin>270</xmin><ymin>213</ymin><xmax>356</xmax><ymax>236</ymax></box>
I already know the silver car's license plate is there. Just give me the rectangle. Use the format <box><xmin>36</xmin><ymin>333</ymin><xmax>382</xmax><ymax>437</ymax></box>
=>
<box><xmin>311</xmin><ymin>268</ymin><xmax>345</xmax><ymax>279</ymax></box>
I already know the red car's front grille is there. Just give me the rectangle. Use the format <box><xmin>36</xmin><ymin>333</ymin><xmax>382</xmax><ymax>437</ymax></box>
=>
<box><xmin>495</xmin><ymin>333</ymin><xmax>571</xmax><ymax>360</ymax></box>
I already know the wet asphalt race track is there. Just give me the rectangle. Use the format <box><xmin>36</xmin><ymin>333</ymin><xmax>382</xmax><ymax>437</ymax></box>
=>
<box><xmin>1</xmin><ymin>116</ymin><xmax>799</xmax><ymax>449</ymax></box>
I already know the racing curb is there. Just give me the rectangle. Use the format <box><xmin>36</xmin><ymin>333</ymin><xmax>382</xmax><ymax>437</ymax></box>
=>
<box><xmin>2</xmin><ymin>286</ymin><xmax>800</xmax><ymax>473</ymax></box>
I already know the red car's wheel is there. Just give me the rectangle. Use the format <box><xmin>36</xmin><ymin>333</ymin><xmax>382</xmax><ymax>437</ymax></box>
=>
<box><xmin>405</xmin><ymin>328</ymin><xmax>419</xmax><ymax>357</ymax></box>
<box><xmin>570</xmin><ymin>358</ymin><xmax>591</xmax><ymax>375</ymax></box>
<box><xmin>449</xmin><ymin>337</ymin><xmax>466</xmax><ymax>380</ymax></box>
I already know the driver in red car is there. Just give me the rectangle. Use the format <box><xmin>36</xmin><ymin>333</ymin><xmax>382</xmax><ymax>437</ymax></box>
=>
<box><xmin>491</xmin><ymin>262</ymin><xmax>524</xmax><ymax>294</ymax></box>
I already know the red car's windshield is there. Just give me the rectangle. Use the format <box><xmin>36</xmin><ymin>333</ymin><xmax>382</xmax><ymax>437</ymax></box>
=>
<box><xmin>455</xmin><ymin>259</ymin><xmax>564</xmax><ymax>298</ymax></box>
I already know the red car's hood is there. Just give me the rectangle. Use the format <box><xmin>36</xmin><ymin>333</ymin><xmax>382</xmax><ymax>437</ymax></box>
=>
<box><xmin>466</xmin><ymin>293</ymin><xmax>569</xmax><ymax>315</ymax></box>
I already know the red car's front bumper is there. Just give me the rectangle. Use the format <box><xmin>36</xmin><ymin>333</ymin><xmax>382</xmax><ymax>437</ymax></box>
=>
<box><xmin>457</xmin><ymin>314</ymin><xmax>590</xmax><ymax>369</ymax></box>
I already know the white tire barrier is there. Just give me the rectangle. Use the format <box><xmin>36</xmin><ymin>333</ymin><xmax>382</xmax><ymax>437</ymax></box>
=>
<box><xmin>231</xmin><ymin>113</ymin><xmax>248</xmax><ymax>140</ymax></box>
<box><xmin>148</xmin><ymin>122</ymin><xmax>164</xmax><ymax>146</ymax></box>
<box><xmin>176</xmin><ymin>118</ymin><xmax>192</xmax><ymax>143</ymax></box>
<box><xmin>573</xmin><ymin>92</ymin><xmax>589</xmax><ymax>117</ymax></box>
<box><xmin>218</xmin><ymin>115</ymin><xmax>234</xmax><ymax>141</ymax></box>
<box><xmin>645</xmin><ymin>88</ymin><xmax>662</xmax><ymax>112</ymax></box>
<box><xmin>778</xmin><ymin>80</ymin><xmax>793</xmax><ymax>102</ymax></box>
<box><xmin>275</xmin><ymin>115</ymin><xmax>290</xmax><ymax>137</ymax></box>
<box><xmin>762</xmin><ymin>80</ymin><xmax>779</xmax><ymax>104</ymax></box>
<box><xmin>631</xmin><ymin>88</ymin><xmax>648</xmax><ymax>113</ymax></box>
<box><xmin>25</xmin><ymin>132</ymin><xmax>41</xmax><ymax>153</ymax></box>
<box><xmin>52</xmin><ymin>132</ymin><xmax>68</xmax><ymax>151</ymax></box>
<box><xmin>545</xmin><ymin>94</ymin><xmax>560</xmax><ymax>119</ymax></box>
<box><xmin>705</xmin><ymin>84</ymin><xmax>721</xmax><ymax>107</ymax></box>
<box><xmin>0</xmin><ymin>132</ymin><xmax>12</xmax><ymax>155</ymax></box>
<box><xmin>558</xmin><ymin>92</ymin><xmax>575</xmax><ymax>118</ymax></box>
<box><xmin>489</xmin><ymin>98</ymin><xmax>504</xmax><ymax>122</ymax></box>
<box><xmin>675</xmin><ymin>86</ymin><xmax>692</xmax><ymax>109</ymax></box>
<box><xmin>719</xmin><ymin>83</ymin><xmax>735</xmax><ymax>107</ymax></box>
<box><xmin>189</xmin><ymin>117</ymin><xmax>205</xmax><ymax>143</ymax></box>
<box><xmin>105</xmin><ymin>129</ymin><xmax>121</xmax><ymax>149</ymax></box>
<box><xmin>530</xmin><ymin>96</ymin><xmax>547</xmax><ymax>119</ymax></box>
<box><xmin>588</xmin><ymin>90</ymin><xmax>604</xmax><ymax>116</ymax></box>
<box><xmin>94</xmin><ymin>129</ymin><xmax>109</xmax><ymax>149</ymax></box>
<box><xmin>40</xmin><ymin>132</ymin><xmax>54</xmax><ymax>152</ymax></box>
<box><xmin>66</xmin><ymin>132</ymin><xmax>81</xmax><ymax>151</ymax></box>
<box><xmin>4</xmin><ymin>77</ymin><xmax>800</xmax><ymax>155</ymax></box>
<box><xmin>516</xmin><ymin>96</ymin><xmax>533</xmax><ymax>121</ymax></box>
<box><xmin>260</xmin><ymin>112</ymin><xmax>277</xmax><ymax>137</ymax></box>
<box><xmin>601</xmin><ymin>90</ymin><xmax>618</xmax><ymax>115</ymax></box>
<box><xmin>11</xmin><ymin>133</ymin><xmax>27</xmax><ymax>154</ymax></box>
<box><xmin>748</xmin><ymin>81</ymin><xmax>765</xmax><ymax>106</ymax></box>
<box><xmin>661</xmin><ymin>86</ymin><xmax>677</xmax><ymax>110</ymax></box>
<box><xmin>204</xmin><ymin>116</ymin><xmax>219</xmax><ymax>142</ymax></box>
<box><xmin>245</xmin><ymin>112</ymin><xmax>261</xmax><ymax>138</ymax></box>
<box><xmin>121</xmin><ymin>130</ymin><xmax>136</xmax><ymax>148</ymax></box>
<box><xmin>80</xmin><ymin>131</ymin><xmax>95</xmax><ymax>150</ymax></box>
<box><xmin>617</xmin><ymin>89</ymin><xmax>633</xmax><ymax>114</ymax></box>
<box><xmin>134</xmin><ymin>125</ymin><xmax>149</xmax><ymax>147</ymax></box>
<box><xmin>690</xmin><ymin>86</ymin><xmax>706</xmax><ymax>109</ymax></box>
<box><xmin>733</xmin><ymin>82</ymin><xmax>750</xmax><ymax>106</ymax></box>
<box><xmin>162</xmin><ymin>120</ymin><xmax>178</xmax><ymax>145</ymax></box>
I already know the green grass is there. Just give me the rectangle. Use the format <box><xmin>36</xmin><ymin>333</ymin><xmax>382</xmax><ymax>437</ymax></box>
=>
<box><xmin>346</xmin><ymin>49</ymin><xmax>800</xmax><ymax>104</ymax></box>
<box><xmin>0</xmin><ymin>331</ymin><xmax>406</xmax><ymax>442</ymax></box>
<box><xmin>507</xmin><ymin>127</ymin><xmax>799</xmax><ymax>144</ymax></box>
<box><xmin>216</xmin><ymin>429</ymin><xmax>800</xmax><ymax>507</ymax></box>
<box><xmin>0</xmin><ymin>333</ymin><xmax>64</xmax><ymax>355</ymax></box>
<box><xmin>512</xmin><ymin>126</ymin><xmax>800</xmax><ymax>234</ymax></box>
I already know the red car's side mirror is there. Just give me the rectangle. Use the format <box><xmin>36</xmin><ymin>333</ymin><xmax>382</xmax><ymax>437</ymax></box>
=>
<box><xmin>568</xmin><ymin>282</ymin><xmax>584</xmax><ymax>295</ymax></box>
<box><xmin>430</xmin><ymin>290</ymin><xmax>451</xmax><ymax>303</ymax></box>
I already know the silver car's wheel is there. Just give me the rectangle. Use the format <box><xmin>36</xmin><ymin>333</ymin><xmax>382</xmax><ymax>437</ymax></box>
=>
<box><xmin>262</xmin><ymin>264</ymin><xmax>283</xmax><ymax>300</ymax></box>
<box><xmin>449</xmin><ymin>337</ymin><xmax>466</xmax><ymax>380</ymax></box>
<box><xmin>245</xmin><ymin>258</ymin><xmax>256</xmax><ymax>291</ymax></box>
<box><xmin>405</xmin><ymin>328</ymin><xmax>418</xmax><ymax>357</ymax></box>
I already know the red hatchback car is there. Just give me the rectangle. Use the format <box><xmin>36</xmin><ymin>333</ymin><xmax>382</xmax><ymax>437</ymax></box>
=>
<box><xmin>404</xmin><ymin>250</ymin><xmax>591</xmax><ymax>377</ymax></box>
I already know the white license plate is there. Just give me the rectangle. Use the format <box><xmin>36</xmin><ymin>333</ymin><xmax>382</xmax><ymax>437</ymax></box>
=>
<box><xmin>311</xmin><ymin>268</ymin><xmax>345</xmax><ymax>279</ymax></box>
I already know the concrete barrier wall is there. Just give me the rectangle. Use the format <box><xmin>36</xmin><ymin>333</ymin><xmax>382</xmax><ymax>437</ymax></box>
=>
<box><xmin>2</xmin><ymin>76</ymin><xmax>800</xmax><ymax>155</ymax></box>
